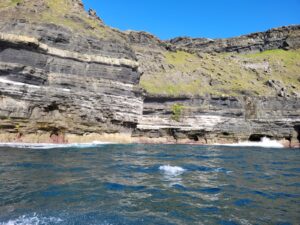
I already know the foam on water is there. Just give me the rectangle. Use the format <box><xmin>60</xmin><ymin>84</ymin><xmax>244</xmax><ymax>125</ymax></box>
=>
<box><xmin>0</xmin><ymin>141</ymin><xmax>112</xmax><ymax>149</ymax></box>
<box><xmin>159</xmin><ymin>165</ymin><xmax>186</xmax><ymax>176</ymax></box>
<box><xmin>0</xmin><ymin>213</ymin><xmax>63</xmax><ymax>225</ymax></box>
<box><xmin>216</xmin><ymin>137</ymin><xmax>284</xmax><ymax>148</ymax></box>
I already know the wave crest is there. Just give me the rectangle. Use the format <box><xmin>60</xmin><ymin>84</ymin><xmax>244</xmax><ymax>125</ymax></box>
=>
<box><xmin>217</xmin><ymin>137</ymin><xmax>284</xmax><ymax>148</ymax></box>
<box><xmin>159</xmin><ymin>165</ymin><xmax>186</xmax><ymax>176</ymax></box>
<box><xmin>0</xmin><ymin>213</ymin><xmax>63</xmax><ymax>225</ymax></box>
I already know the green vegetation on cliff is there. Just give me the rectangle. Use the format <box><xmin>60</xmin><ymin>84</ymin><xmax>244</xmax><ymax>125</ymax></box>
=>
<box><xmin>0</xmin><ymin>0</ymin><xmax>123</xmax><ymax>40</ymax></box>
<box><xmin>140</xmin><ymin>49</ymin><xmax>300</xmax><ymax>97</ymax></box>
<box><xmin>1</xmin><ymin>0</ymin><xmax>299</xmax><ymax>97</ymax></box>
<box><xmin>171</xmin><ymin>104</ymin><xmax>184</xmax><ymax>122</ymax></box>
<box><xmin>0</xmin><ymin>0</ymin><xmax>22</xmax><ymax>8</ymax></box>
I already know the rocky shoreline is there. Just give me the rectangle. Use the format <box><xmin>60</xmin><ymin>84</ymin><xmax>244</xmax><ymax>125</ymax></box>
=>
<box><xmin>0</xmin><ymin>0</ymin><xmax>299</xmax><ymax>148</ymax></box>
<box><xmin>0</xmin><ymin>132</ymin><xmax>296</xmax><ymax>148</ymax></box>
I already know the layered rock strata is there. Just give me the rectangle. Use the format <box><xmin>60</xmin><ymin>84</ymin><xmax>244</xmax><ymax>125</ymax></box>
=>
<box><xmin>168</xmin><ymin>25</ymin><xmax>300</xmax><ymax>54</ymax></box>
<box><xmin>134</xmin><ymin>95</ymin><xmax>300</xmax><ymax>147</ymax></box>
<box><xmin>0</xmin><ymin>21</ymin><xmax>143</xmax><ymax>143</ymax></box>
<box><xmin>0</xmin><ymin>0</ymin><xmax>299</xmax><ymax>147</ymax></box>
<box><xmin>126</xmin><ymin>26</ymin><xmax>300</xmax><ymax>148</ymax></box>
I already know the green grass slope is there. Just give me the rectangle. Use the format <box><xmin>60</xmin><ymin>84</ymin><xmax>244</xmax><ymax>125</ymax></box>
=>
<box><xmin>0</xmin><ymin>0</ymin><xmax>124</xmax><ymax>41</ymax></box>
<box><xmin>140</xmin><ymin>49</ymin><xmax>300</xmax><ymax>97</ymax></box>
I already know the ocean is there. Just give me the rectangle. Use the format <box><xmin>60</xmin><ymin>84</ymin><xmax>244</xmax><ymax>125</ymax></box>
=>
<box><xmin>0</xmin><ymin>143</ymin><xmax>299</xmax><ymax>225</ymax></box>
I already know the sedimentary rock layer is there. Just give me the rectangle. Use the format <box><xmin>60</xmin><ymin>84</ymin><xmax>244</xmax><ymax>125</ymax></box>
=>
<box><xmin>168</xmin><ymin>25</ymin><xmax>300</xmax><ymax>54</ymax></box>
<box><xmin>134</xmin><ymin>95</ymin><xmax>300</xmax><ymax>147</ymax></box>
<box><xmin>0</xmin><ymin>0</ymin><xmax>299</xmax><ymax>146</ymax></box>
<box><xmin>0</xmin><ymin>21</ymin><xmax>143</xmax><ymax>142</ymax></box>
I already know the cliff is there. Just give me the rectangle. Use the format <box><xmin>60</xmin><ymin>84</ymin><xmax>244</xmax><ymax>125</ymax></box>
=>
<box><xmin>168</xmin><ymin>25</ymin><xmax>300</xmax><ymax>54</ymax></box>
<box><xmin>134</xmin><ymin>95</ymin><xmax>300</xmax><ymax>147</ymax></box>
<box><xmin>0</xmin><ymin>0</ymin><xmax>299</xmax><ymax>146</ymax></box>
<box><xmin>128</xmin><ymin>27</ymin><xmax>300</xmax><ymax>147</ymax></box>
<box><xmin>0</xmin><ymin>0</ymin><xmax>143</xmax><ymax>143</ymax></box>
<box><xmin>131</xmin><ymin>27</ymin><xmax>300</xmax><ymax>97</ymax></box>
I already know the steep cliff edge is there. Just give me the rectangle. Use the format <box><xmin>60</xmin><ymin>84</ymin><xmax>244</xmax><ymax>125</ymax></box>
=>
<box><xmin>127</xmin><ymin>27</ymin><xmax>300</xmax><ymax>147</ymax></box>
<box><xmin>0</xmin><ymin>0</ymin><xmax>143</xmax><ymax>143</ymax></box>
<box><xmin>0</xmin><ymin>0</ymin><xmax>299</xmax><ymax>146</ymax></box>
<box><xmin>131</xmin><ymin>26</ymin><xmax>300</xmax><ymax>97</ymax></box>
<box><xmin>168</xmin><ymin>25</ymin><xmax>300</xmax><ymax>54</ymax></box>
<box><xmin>134</xmin><ymin>95</ymin><xmax>300</xmax><ymax>147</ymax></box>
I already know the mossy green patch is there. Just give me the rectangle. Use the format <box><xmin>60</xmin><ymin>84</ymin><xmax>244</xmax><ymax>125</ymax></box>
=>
<box><xmin>164</xmin><ymin>51</ymin><xmax>200</xmax><ymax>73</ymax></box>
<box><xmin>140</xmin><ymin>48</ymin><xmax>300</xmax><ymax>97</ymax></box>
<box><xmin>171</xmin><ymin>104</ymin><xmax>184</xmax><ymax>122</ymax></box>
<box><xmin>0</xmin><ymin>0</ymin><xmax>124</xmax><ymax>41</ymax></box>
<box><xmin>40</xmin><ymin>0</ymin><xmax>109</xmax><ymax>39</ymax></box>
<box><xmin>0</xmin><ymin>0</ymin><xmax>23</xmax><ymax>8</ymax></box>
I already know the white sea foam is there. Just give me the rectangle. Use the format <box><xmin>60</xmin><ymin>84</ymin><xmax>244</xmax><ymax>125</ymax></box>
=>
<box><xmin>216</xmin><ymin>137</ymin><xmax>284</xmax><ymax>148</ymax></box>
<box><xmin>0</xmin><ymin>141</ymin><xmax>112</xmax><ymax>149</ymax></box>
<box><xmin>159</xmin><ymin>165</ymin><xmax>186</xmax><ymax>176</ymax></box>
<box><xmin>0</xmin><ymin>213</ymin><xmax>63</xmax><ymax>225</ymax></box>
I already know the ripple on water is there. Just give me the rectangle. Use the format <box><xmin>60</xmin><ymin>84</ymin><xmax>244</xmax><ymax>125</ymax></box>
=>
<box><xmin>200</xmin><ymin>187</ymin><xmax>221</xmax><ymax>194</ymax></box>
<box><xmin>200</xmin><ymin>206</ymin><xmax>220</xmax><ymax>213</ymax></box>
<box><xmin>171</xmin><ymin>184</ymin><xmax>187</xmax><ymax>190</ymax></box>
<box><xmin>219</xmin><ymin>220</ymin><xmax>239</xmax><ymax>225</ymax></box>
<box><xmin>252</xmin><ymin>190</ymin><xmax>299</xmax><ymax>200</ymax></box>
<box><xmin>0</xmin><ymin>144</ymin><xmax>299</xmax><ymax>225</ymax></box>
<box><xmin>233</xmin><ymin>198</ymin><xmax>253</xmax><ymax>207</ymax></box>
<box><xmin>104</xmin><ymin>182</ymin><xmax>146</xmax><ymax>192</ymax></box>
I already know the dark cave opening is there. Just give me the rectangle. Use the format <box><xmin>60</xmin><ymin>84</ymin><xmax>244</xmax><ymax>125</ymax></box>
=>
<box><xmin>44</xmin><ymin>102</ymin><xmax>59</xmax><ymax>112</ymax></box>
<box><xmin>294</xmin><ymin>125</ymin><xmax>300</xmax><ymax>143</ymax></box>
<box><xmin>192</xmin><ymin>135</ymin><xmax>199</xmax><ymax>142</ymax></box>
<box><xmin>50</xmin><ymin>127</ymin><xmax>60</xmax><ymax>137</ymax></box>
<box><xmin>248</xmin><ymin>134</ymin><xmax>271</xmax><ymax>142</ymax></box>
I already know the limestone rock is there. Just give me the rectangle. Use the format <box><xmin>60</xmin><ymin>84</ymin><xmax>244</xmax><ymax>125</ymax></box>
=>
<box><xmin>168</xmin><ymin>25</ymin><xmax>300</xmax><ymax>54</ymax></box>
<box><xmin>135</xmin><ymin>95</ymin><xmax>300</xmax><ymax>146</ymax></box>
<box><xmin>0</xmin><ymin>0</ymin><xmax>299</xmax><ymax>146</ymax></box>
<box><xmin>88</xmin><ymin>8</ymin><xmax>104</xmax><ymax>24</ymax></box>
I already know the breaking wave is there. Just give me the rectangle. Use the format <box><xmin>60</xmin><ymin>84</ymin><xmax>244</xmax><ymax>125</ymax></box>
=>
<box><xmin>0</xmin><ymin>141</ymin><xmax>112</xmax><ymax>149</ymax></box>
<box><xmin>217</xmin><ymin>137</ymin><xmax>284</xmax><ymax>148</ymax></box>
<box><xmin>159</xmin><ymin>165</ymin><xmax>186</xmax><ymax>176</ymax></box>
<box><xmin>0</xmin><ymin>213</ymin><xmax>63</xmax><ymax>225</ymax></box>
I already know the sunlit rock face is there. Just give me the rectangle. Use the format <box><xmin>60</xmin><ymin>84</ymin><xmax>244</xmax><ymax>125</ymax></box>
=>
<box><xmin>0</xmin><ymin>0</ymin><xmax>299</xmax><ymax>145</ymax></box>
<box><xmin>127</xmin><ymin>27</ymin><xmax>300</xmax><ymax>147</ymax></box>
<box><xmin>134</xmin><ymin>95</ymin><xmax>300</xmax><ymax>147</ymax></box>
<box><xmin>0</xmin><ymin>20</ymin><xmax>143</xmax><ymax>142</ymax></box>
<box><xmin>168</xmin><ymin>25</ymin><xmax>300</xmax><ymax>54</ymax></box>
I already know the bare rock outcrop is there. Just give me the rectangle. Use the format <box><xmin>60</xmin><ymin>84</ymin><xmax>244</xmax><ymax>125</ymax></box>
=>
<box><xmin>168</xmin><ymin>25</ymin><xmax>300</xmax><ymax>54</ymax></box>
<box><xmin>134</xmin><ymin>95</ymin><xmax>300</xmax><ymax>147</ymax></box>
<box><xmin>0</xmin><ymin>17</ymin><xmax>142</xmax><ymax>142</ymax></box>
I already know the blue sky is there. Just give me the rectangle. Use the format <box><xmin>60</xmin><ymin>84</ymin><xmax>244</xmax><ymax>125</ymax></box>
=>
<box><xmin>82</xmin><ymin>0</ymin><xmax>300</xmax><ymax>40</ymax></box>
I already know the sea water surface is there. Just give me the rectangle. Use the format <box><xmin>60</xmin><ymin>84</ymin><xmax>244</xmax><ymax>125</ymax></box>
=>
<box><xmin>0</xmin><ymin>144</ymin><xmax>299</xmax><ymax>225</ymax></box>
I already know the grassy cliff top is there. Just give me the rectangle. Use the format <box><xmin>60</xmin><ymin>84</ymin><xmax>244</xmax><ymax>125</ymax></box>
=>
<box><xmin>1</xmin><ymin>0</ymin><xmax>299</xmax><ymax>97</ymax></box>
<box><xmin>140</xmin><ymin>49</ymin><xmax>300</xmax><ymax>97</ymax></box>
<box><xmin>0</xmin><ymin>0</ymin><xmax>125</xmax><ymax>41</ymax></box>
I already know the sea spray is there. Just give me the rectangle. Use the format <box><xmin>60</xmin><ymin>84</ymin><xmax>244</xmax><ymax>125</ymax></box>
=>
<box><xmin>0</xmin><ymin>213</ymin><xmax>63</xmax><ymax>225</ymax></box>
<box><xmin>0</xmin><ymin>141</ymin><xmax>112</xmax><ymax>149</ymax></box>
<box><xmin>216</xmin><ymin>137</ymin><xmax>284</xmax><ymax>148</ymax></box>
<box><xmin>159</xmin><ymin>165</ymin><xmax>186</xmax><ymax>176</ymax></box>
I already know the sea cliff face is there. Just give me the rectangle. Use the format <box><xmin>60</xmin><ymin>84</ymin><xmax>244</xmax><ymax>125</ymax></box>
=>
<box><xmin>0</xmin><ymin>0</ymin><xmax>299</xmax><ymax>146</ymax></box>
<box><xmin>134</xmin><ymin>95</ymin><xmax>300</xmax><ymax>147</ymax></box>
<box><xmin>0</xmin><ymin>16</ymin><xmax>143</xmax><ymax>142</ymax></box>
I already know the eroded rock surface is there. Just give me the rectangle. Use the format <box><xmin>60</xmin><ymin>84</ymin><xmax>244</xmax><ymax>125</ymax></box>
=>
<box><xmin>168</xmin><ymin>25</ymin><xmax>300</xmax><ymax>54</ymax></box>
<box><xmin>133</xmin><ymin>95</ymin><xmax>300</xmax><ymax>147</ymax></box>
<box><xmin>0</xmin><ymin>0</ymin><xmax>299</xmax><ymax>146</ymax></box>
<box><xmin>0</xmin><ymin>18</ymin><xmax>142</xmax><ymax>142</ymax></box>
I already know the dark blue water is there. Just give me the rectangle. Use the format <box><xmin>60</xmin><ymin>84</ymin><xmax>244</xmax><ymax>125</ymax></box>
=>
<box><xmin>0</xmin><ymin>144</ymin><xmax>299</xmax><ymax>225</ymax></box>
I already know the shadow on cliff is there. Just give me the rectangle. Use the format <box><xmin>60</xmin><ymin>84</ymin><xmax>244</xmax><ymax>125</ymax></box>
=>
<box><xmin>294</xmin><ymin>125</ymin><xmax>300</xmax><ymax>147</ymax></box>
